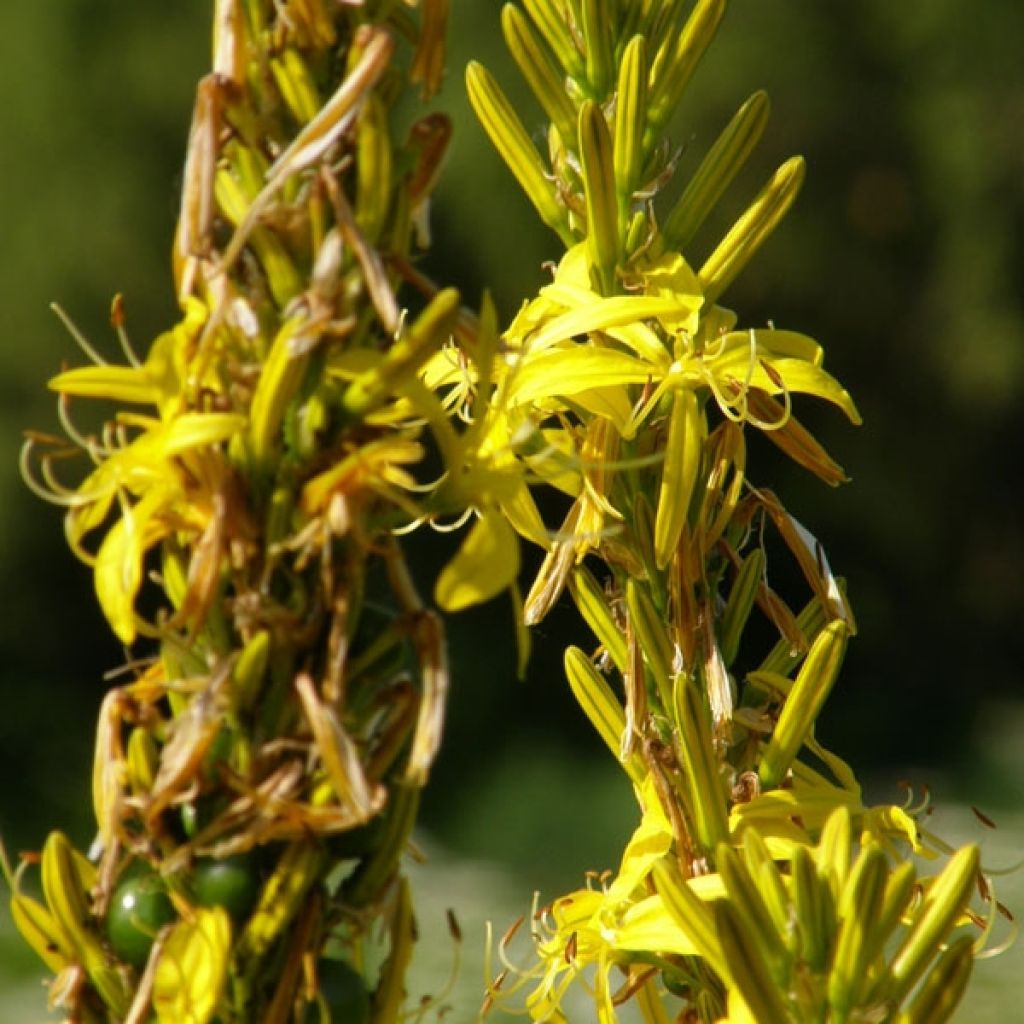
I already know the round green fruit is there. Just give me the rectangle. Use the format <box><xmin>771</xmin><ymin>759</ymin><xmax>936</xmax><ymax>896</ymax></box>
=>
<box><xmin>106</xmin><ymin>872</ymin><xmax>175</xmax><ymax>968</ymax></box>
<box><xmin>191</xmin><ymin>854</ymin><xmax>260</xmax><ymax>921</ymax></box>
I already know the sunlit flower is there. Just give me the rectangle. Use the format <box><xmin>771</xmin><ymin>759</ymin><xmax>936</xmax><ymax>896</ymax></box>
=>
<box><xmin>23</xmin><ymin>301</ymin><xmax>245</xmax><ymax>643</ymax></box>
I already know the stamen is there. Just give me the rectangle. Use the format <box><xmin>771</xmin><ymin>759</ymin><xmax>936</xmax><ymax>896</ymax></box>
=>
<box><xmin>51</xmin><ymin>303</ymin><xmax>108</xmax><ymax>366</ymax></box>
<box><xmin>111</xmin><ymin>294</ymin><xmax>142</xmax><ymax>368</ymax></box>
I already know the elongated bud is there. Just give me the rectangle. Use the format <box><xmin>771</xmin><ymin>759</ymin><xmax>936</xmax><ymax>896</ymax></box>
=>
<box><xmin>719</xmin><ymin>547</ymin><xmax>764</xmax><ymax>667</ymax></box>
<box><xmin>698</xmin><ymin>156</ymin><xmax>806</xmax><ymax>306</ymax></box>
<box><xmin>355</xmin><ymin>93</ymin><xmax>393</xmax><ymax>244</ymax></box>
<box><xmin>240</xmin><ymin>842</ymin><xmax>326</xmax><ymax>960</ymax></box>
<box><xmin>9</xmin><ymin>893</ymin><xmax>71</xmax><ymax>973</ymax></box>
<box><xmin>877</xmin><ymin>860</ymin><xmax>918</xmax><ymax>953</ymax></box>
<box><xmin>578</xmin><ymin>100</ymin><xmax>620</xmax><ymax>293</ymax></box>
<box><xmin>564</xmin><ymin>646</ymin><xmax>645</xmax><ymax>785</ymax></box>
<box><xmin>816</xmin><ymin>804</ymin><xmax>853</xmax><ymax>900</ymax></box>
<box><xmin>581</xmin><ymin>0</ymin><xmax>614</xmax><ymax>98</ymax></box>
<box><xmin>466</xmin><ymin>62</ymin><xmax>571</xmax><ymax>243</ymax></box>
<box><xmin>758</xmin><ymin>619</ymin><xmax>849</xmax><ymax>788</ymax></box>
<box><xmin>713</xmin><ymin>899</ymin><xmax>791</xmax><ymax>1024</ymax></box>
<box><xmin>270</xmin><ymin>48</ymin><xmax>322</xmax><ymax>124</ymax></box>
<box><xmin>40</xmin><ymin>832</ymin><xmax>92</xmax><ymax>948</ymax></box>
<box><xmin>647</xmin><ymin>0</ymin><xmax>726</xmax><ymax>141</ymax></box>
<box><xmin>828</xmin><ymin>844</ymin><xmax>889</xmax><ymax>1017</ymax></box>
<box><xmin>716</xmin><ymin>843</ymin><xmax>788</xmax><ymax>982</ymax></box>
<box><xmin>248</xmin><ymin>314</ymin><xmax>313</xmax><ymax>462</ymax></box>
<box><xmin>501</xmin><ymin>4</ymin><xmax>577</xmax><ymax>147</ymax></box>
<box><xmin>663</xmin><ymin>90</ymin><xmax>770</xmax><ymax>251</ymax></box>
<box><xmin>41</xmin><ymin>832</ymin><xmax>130</xmax><ymax>1015</ymax></box>
<box><xmin>742</xmin><ymin>829</ymin><xmax>793</xmax><ymax>942</ymax></box>
<box><xmin>884</xmin><ymin>845</ymin><xmax>980</xmax><ymax>1004</ymax></box>
<box><xmin>614</xmin><ymin>35</ymin><xmax>649</xmax><ymax>228</ymax></box>
<box><xmin>568</xmin><ymin>567</ymin><xmax>628</xmax><ymax>675</ymax></box>
<box><xmin>522</xmin><ymin>0</ymin><xmax>585</xmax><ymax>81</ymax></box>
<box><xmin>342</xmin><ymin>287</ymin><xmax>461</xmax><ymax>419</ymax></box>
<box><xmin>792</xmin><ymin>844</ymin><xmax>835</xmax><ymax>973</ymax></box>
<box><xmin>652</xmin><ymin>858</ymin><xmax>724</xmax><ymax>971</ymax></box>
<box><xmin>654</xmin><ymin>388</ymin><xmax>704</xmax><ymax>569</ymax></box>
<box><xmin>899</xmin><ymin>935</ymin><xmax>974</xmax><ymax>1024</ymax></box>
<box><xmin>626</xmin><ymin>578</ymin><xmax>673</xmax><ymax>701</ymax></box>
<box><xmin>672</xmin><ymin>673</ymin><xmax>730</xmax><ymax>854</ymax></box>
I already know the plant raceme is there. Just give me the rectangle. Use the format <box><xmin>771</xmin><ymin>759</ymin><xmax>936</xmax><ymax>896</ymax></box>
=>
<box><xmin>436</xmin><ymin>1</ymin><xmax>998</xmax><ymax>1021</ymax></box>
<box><xmin>9</xmin><ymin>2</ymin><xmax>468</xmax><ymax>1021</ymax></box>
<box><xmin>2</xmin><ymin>1</ymin><xmax>1007</xmax><ymax>1023</ymax></box>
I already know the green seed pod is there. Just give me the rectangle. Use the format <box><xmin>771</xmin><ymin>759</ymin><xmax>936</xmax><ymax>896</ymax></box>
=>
<box><xmin>106</xmin><ymin>871</ymin><xmax>176</xmax><ymax>969</ymax></box>
<box><xmin>191</xmin><ymin>854</ymin><xmax>260</xmax><ymax>923</ymax></box>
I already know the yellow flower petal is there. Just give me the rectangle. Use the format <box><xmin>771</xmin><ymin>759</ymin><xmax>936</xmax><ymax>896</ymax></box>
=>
<box><xmin>153</xmin><ymin>907</ymin><xmax>231</xmax><ymax>1024</ymax></box>
<box><xmin>435</xmin><ymin>507</ymin><xmax>520</xmax><ymax>611</ymax></box>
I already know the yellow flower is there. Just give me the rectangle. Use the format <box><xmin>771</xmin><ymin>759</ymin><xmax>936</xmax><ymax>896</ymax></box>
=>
<box><xmin>29</xmin><ymin>301</ymin><xmax>244</xmax><ymax>643</ymax></box>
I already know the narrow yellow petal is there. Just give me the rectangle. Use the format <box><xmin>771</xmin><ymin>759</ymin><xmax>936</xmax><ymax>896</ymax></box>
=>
<box><xmin>435</xmin><ymin>508</ymin><xmax>520</xmax><ymax>612</ymax></box>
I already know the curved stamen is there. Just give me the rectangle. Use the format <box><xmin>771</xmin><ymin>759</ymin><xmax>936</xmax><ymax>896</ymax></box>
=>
<box><xmin>19</xmin><ymin>439</ymin><xmax>79</xmax><ymax>506</ymax></box>
<box><xmin>51</xmin><ymin>303</ymin><xmax>109</xmax><ymax>366</ymax></box>
<box><xmin>428</xmin><ymin>506</ymin><xmax>475</xmax><ymax>534</ymax></box>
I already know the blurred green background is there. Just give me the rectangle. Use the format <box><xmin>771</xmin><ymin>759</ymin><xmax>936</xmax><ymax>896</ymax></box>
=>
<box><xmin>1</xmin><ymin>1</ymin><xmax>1022</xmax><ymax>1018</ymax></box>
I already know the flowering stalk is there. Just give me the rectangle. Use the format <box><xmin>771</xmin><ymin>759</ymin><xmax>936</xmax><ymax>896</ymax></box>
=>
<box><xmin>9</xmin><ymin>1</ymin><xmax>467</xmax><ymax>1021</ymax></box>
<box><xmin>437</xmin><ymin>1</ymin><xmax>1000</xmax><ymax>1020</ymax></box>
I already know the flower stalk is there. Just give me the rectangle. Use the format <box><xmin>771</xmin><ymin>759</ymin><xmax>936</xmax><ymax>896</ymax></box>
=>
<box><xmin>10</xmin><ymin>2</ymin><xmax>473</xmax><ymax>1020</ymax></box>
<box><xmin>448</xmin><ymin>2</ymin><xmax>1000</xmax><ymax>1021</ymax></box>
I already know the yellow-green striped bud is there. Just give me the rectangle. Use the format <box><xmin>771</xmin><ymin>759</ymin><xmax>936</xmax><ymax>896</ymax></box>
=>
<box><xmin>663</xmin><ymin>90</ymin><xmax>770</xmax><ymax>251</ymax></box>
<box><xmin>654</xmin><ymin>388</ymin><xmax>704</xmax><ymax>569</ymax></box>
<box><xmin>626</xmin><ymin>577</ymin><xmax>673</xmax><ymax>705</ymax></box>
<box><xmin>578</xmin><ymin>100</ymin><xmax>620</xmax><ymax>294</ymax></box>
<box><xmin>792</xmin><ymin>843</ymin><xmax>835</xmax><ymax>973</ymax></box>
<box><xmin>898</xmin><ymin>935</ymin><xmax>974</xmax><ymax>1024</ymax></box>
<box><xmin>759</xmin><ymin>619</ymin><xmax>849</xmax><ymax>788</ymax></box>
<box><xmin>884</xmin><ymin>845</ymin><xmax>980</xmax><ymax>1005</ymax></box>
<box><xmin>522</xmin><ymin>0</ymin><xmax>586</xmax><ymax>81</ymax></box>
<box><xmin>716</xmin><ymin>842</ymin><xmax>789</xmax><ymax>983</ymax></box>
<box><xmin>719</xmin><ymin>546</ymin><xmax>764</xmax><ymax>667</ymax></box>
<box><xmin>466</xmin><ymin>62</ymin><xmax>571</xmax><ymax>244</ymax></box>
<box><xmin>581</xmin><ymin>0</ymin><xmax>615</xmax><ymax>98</ymax></box>
<box><xmin>613</xmin><ymin>35</ymin><xmax>649</xmax><ymax>230</ymax></box>
<box><xmin>699</xmin><ymin>156</ymin><xmax>806</xmax><ymax>306</ymax></box>
<box><xmin>501</xmin><ymin>4</ymin><xmax>577</xmax><ymax>147</ymax></box>
<box><xmin>647</xmin><ymin>0</ymin><xmax>726</xmax><ymax>141</ymax></box>
<box><xmin>568</xmin><ymin>566</ymin><xmax>628</xmax><ymax>675</ymax></box>
<box><xmin>564</xmin><ymin>646</ymin><xmax>645</xmax><ymax>785</ymax></box>
<box><xmin>828</xmin><ymin>844</ymin><xmax>889</xmax><ymax>1016</ymax></box>
<box><xmin>713</xmin><ymin>898</ymin><xmax>791</xmax><ymax>1024</ymax></box>
<box><xmin>672</xmin><ymin>673</ymin><xmax>730</xmax><ymax>854</ymax></box>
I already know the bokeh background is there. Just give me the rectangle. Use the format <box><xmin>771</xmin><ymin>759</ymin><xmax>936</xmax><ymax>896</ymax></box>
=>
<box><xmin>2</xmin><ymin>1</ymin><xmax>1022</xmax><ymax>1018</ymax></box>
